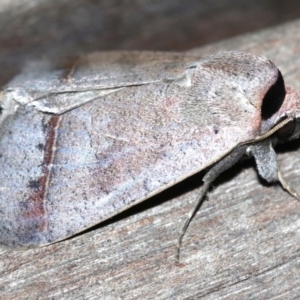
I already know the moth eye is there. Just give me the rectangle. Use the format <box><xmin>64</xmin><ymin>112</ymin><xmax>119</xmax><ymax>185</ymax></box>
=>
<box><xmin>261</xmin><ymin>70</ymin><xmax>286</xmax><ymax>120</ymax></box>
<box><xmin>276</xmin><ymin>119</ymin><xmax>296</xmax><ymax>140</ymax></box>
<box><xmin>0</xmin><ymin>106</ymin><xmax>2</xmax><ymax>114</ymax></box>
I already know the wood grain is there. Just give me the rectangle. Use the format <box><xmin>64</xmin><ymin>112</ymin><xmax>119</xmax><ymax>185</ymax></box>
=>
<box><xmin>1</xmin><ymin>8</ymin><xmax>300</xmax><ymax>300</ymax></box>
<box><xmin>1</xmin><ymin>0</ymin><xmax>300</xmax><ymax>86</ymax></box>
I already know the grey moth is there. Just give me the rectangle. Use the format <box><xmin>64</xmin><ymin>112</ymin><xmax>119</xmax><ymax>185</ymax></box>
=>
<box><xmin>0</xmin><ymin>51</ymin><xmax>299</xmax><ymax>251</ymax></box>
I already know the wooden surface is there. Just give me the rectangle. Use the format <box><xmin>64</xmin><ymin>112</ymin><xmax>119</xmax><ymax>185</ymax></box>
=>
<box><xmin>1</xmin><ymin>0</ymin><xmax>300</xmax><ymax>87</ymax></box>
<box><xmin>2</xmin><ymin>3</ymin><xmax>300</xmax><ymax>300</ymax></box>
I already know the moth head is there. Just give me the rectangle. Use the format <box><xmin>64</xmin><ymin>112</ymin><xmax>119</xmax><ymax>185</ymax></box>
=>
<box><xmin>272</xmin><ymin>85</ymin><xmax>300</xmax><ymax>142</ymax></box>
<box><xmin>275</xmin><ymin>118</ymin><xmax>300</xmax><ymax>141</ymax></box>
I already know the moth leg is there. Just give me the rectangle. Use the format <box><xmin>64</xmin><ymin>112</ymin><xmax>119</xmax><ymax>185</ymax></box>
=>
<box><xmin>250</xmin><ymin>140</ymin><xmax>278</xmax><ymax>183</ymax></box>
<box><xmin>176</xmin><ymin>145</ymin><xmax>247</xmax><ymax>263</ymax></box>
<box><xmin>278</xmin><ymin>170</ymin><xmax>300</xmax><ymax>200</ymax></box>
<box><xmin>250</xmin><ymin>140</ymin><xmax>300</xmax><ymax>200</ymax></box>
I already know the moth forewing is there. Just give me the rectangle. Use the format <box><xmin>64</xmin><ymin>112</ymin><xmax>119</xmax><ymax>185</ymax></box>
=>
<box><xmin>0</xmin><ymin>51</ymin><xmax>300</xmax><ymax>251</ymax></box>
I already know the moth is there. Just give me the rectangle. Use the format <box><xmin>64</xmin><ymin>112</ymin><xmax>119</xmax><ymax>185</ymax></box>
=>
<box><xmin>0</xmin><ymin>51</ymin><xmax>299</xmax><ymax>256</ymax></box>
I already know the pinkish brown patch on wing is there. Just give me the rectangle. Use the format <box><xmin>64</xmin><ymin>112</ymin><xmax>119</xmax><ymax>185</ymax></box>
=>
<box><xmin>22</xmin><ymin>115</ymin><xmax>61</xmax><ymax>235</ymax></box>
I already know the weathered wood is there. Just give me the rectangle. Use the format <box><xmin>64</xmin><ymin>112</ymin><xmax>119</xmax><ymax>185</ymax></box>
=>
<box><xmin>1</xmin><ymin>4</ymin><xmax>300</xmax><ymax>300</ymax></box>
<box><xmin>1</xmin><ymin>0</ymin><xmax>300</xmax><ymax>86</ymax></box>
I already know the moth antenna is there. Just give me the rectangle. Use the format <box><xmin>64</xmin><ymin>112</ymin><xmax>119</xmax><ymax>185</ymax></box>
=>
<box><xmin>176</xmin><ymin>145</ymin><xmax>247</xmax><ymax>263</ymax></box>
<box><xmin>278</xmin><ymin>170</ymin><xmax>300</xmax><ymax>200</ymax></box>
